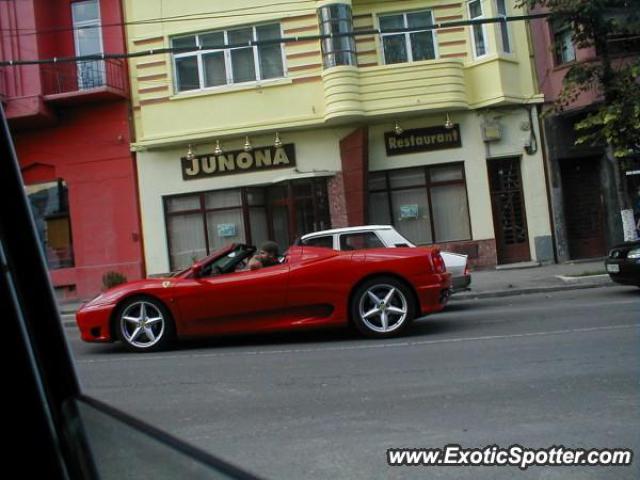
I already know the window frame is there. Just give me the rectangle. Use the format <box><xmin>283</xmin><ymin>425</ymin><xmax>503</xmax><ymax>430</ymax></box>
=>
<box><xmin>171</xmin><ymin>22</ymin><xmax>287</xmax><ymax>94</ymax></box>
<box><xmin>467</xmin><ymin>0</ymin><xmax>489</xmax><ymax>59</ymax></box>
<box><xmin>551</xmin><ymin>21</ymin><xmax>576</xmax><ymax>66</ymax></box>
<box><xmin>367</xmin><ymin>163</ymin><xmax>473</xmax><ymax>245</ymax></box>
<box><xmin>318</xmin><ymin>3</ymin><xmax>357</xmax><ymax>68</ymax></box>
<box><xmin>378</xmin><ymin>10</ymin><xmax>439</xmax><ymax>65</ymax></box>
<box><xmin>71</xmin><ymin>0</ymin><xmax>105</xmax><ymax>89</ymax></box>
<box><xmin>495</xmin><ymin>0</ymin><xmax>513</xmax><ymax>54</ymax></box>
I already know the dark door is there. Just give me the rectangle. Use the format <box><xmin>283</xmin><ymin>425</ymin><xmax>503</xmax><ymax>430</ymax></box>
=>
<box><xmin>488</xmin><ymin>157</ymin><xmax>531</xmax><ymax>264</ymax></box>
<box><xmin>266</xmin><ymin>179</ymin><xmax>331</xmax><ymax>250</ymax></box>
<box><xmin>560</xmin><ymin>157</ymin><xmax>606</xmax><ymax>259</ymax></box>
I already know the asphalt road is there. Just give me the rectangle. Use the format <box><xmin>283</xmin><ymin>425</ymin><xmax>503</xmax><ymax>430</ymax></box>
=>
<box><xmin>65</xmin><ymin>286</ymin><xmax>640</xmax><ymax>480</ymax></box>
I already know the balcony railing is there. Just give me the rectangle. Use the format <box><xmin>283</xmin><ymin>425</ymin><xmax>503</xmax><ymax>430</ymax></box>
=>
<box><xmin>41</xmin><ymin>59</ymin><xmax>127</xmax><ymax>103</ymax></box>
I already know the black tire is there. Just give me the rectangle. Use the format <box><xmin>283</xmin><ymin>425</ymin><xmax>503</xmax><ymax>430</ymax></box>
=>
<box><xmin>350</xmin><ymin>276</ymin><xmax>415</xmax><ymax>338</ymax></box>
<box><xmin>115</xmin><ymin>296</ymin><xmax>176</xmax><ymax>353</ymax></box>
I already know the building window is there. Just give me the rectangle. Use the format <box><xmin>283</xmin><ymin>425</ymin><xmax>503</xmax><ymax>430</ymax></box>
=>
<box><xmin>379</xmin><ymin>10</ymin><xmax>437</xmax><ymax>64</ymax></box>
<box><xmin>172</xmin><ymin>23</ymin><xmax>285</xmax><ymax>92</ymax></box>
<box><xmin>26</xmin><ymin>180</ymin><xmax>74</xmax><ymax>270</ymax></box>
<box><xmin>318</xmin><ymin>4</ymin><xmax>357</xmax><ymax>68</ymax></box>
<box><xmin>496</xmin><ymin>0</ymin><xmax>511</xmax><ymax>53</ymax></box>
<box><xmin>468</xmin><ymin>0</ymin><xmax>488</xmax><ymax>58</ymax></box>
<box><xmin>368</xmin><ymin>164</ymin><xmax>472</xmax><ymax>245</ymax></box>
<box><xmin>164</xmin><ymin>179</ymin><xmax>331</xmax><ymax>270</ymax></box>
<box><xmin>72</xmin><ymin>0</ymin><xmax>104</xmax><ymax>89</ymax></box>
<box><xmin>552</xmin><ymin>22</ymin><xmax>576</xmax><ymax>65</ymax></box>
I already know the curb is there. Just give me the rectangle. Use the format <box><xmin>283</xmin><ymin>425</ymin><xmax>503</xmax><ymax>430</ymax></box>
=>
<box><xmin>452</xmin><ymin>281</ymin><xmax>615</xmax><ymax>301</ymax></box>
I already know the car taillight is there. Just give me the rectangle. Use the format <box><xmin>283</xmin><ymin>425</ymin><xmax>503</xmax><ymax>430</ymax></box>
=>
<box><xmin>464</xmin><ymin>264</ymin><xmax>471</xmax><ymax>276</ymax></box>
<box><xmin>431</xmin><ymin>250</ymin><xmax>446</xmax><ymax>273</ymax></box>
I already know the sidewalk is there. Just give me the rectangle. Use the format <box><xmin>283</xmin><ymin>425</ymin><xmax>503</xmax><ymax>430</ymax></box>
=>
<box><xmin>454</xmin><ymin>259</ymin><xmax>614</xmax><ymax>300</ymax></box>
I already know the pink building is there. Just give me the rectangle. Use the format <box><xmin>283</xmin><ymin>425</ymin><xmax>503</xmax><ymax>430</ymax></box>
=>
<box><xmin>0</xmin><ymin>0</ymin><xmax>144</xmax><ymax>299</ymax></box>
<box><xmin>529</xmin><ymin>8</ymin><xmax>640</xmax><ymax>260</ymax></box>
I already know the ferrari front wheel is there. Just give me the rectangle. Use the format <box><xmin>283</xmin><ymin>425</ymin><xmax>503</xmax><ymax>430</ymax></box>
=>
<box><xmin>117</xmin><ymin>297</ymin><xmax>175</xmax><ymax>352</ymax></box>
<box><xmin>352</xmin><ymin>277</ymin><xmax>415</xmax><ymax>338</ymax></box>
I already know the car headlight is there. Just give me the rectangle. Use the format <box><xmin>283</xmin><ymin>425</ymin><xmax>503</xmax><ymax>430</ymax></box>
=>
<box><xmin>627</xmin><ymin>248</ymin><xmax>640</xmax><ymax>259</ymax></box>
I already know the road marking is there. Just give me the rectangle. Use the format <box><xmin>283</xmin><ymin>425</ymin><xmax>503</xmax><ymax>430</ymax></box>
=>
<box><xmin>75</xmin><ymin>323</ymin><xmax>639</xmax><ymax>365</ymax></box>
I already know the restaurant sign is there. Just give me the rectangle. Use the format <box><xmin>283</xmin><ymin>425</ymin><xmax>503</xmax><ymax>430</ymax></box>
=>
<box><xmin>384</xmin><ymin>125</ymin><xmax>461</xmax><ymax>156</ymax></box>
<box><xmin>181</xmin><ymin>144</ymin><xmax>296</xmax><ymax>180</ymax></box>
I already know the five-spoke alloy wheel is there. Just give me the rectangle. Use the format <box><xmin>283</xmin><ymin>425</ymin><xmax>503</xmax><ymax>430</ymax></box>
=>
<box><xmin>351</xmin><ymin>276</ymin><xmax>415</xmax><ymax>338</ymax></box>
<box><xmin>117</xmin><ymin>297</ymin><xmax>175</xmax><ymax>352</ymax></box>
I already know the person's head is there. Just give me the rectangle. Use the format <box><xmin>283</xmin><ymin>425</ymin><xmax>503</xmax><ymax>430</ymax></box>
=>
<box><xmin>260</xmin><ymin>241</ymin><xmax>279</xmax><ymax>258</ymax></box>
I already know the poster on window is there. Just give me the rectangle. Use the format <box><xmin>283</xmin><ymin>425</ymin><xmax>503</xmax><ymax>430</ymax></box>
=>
<box><xmin>217</xmin><ymin>224</ymin><xmax>237</xmax><ymax>237</ymax></box>
<box><xmin>399</xmin><ymin>204</ymin><xmax>419</xmax><ymax>220</ymax></box>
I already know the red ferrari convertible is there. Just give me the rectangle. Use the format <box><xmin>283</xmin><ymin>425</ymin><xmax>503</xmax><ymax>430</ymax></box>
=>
<box><xmin>76</xmin><ymin>244</ymin><xmax>451</xmax><ymax>352</ymax></box>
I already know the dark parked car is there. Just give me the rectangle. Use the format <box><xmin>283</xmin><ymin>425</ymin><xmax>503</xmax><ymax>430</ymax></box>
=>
<box><xmin>605</xmin><ymin>240</ymin><xmax>640</xmax><ymax>287</ymax></box>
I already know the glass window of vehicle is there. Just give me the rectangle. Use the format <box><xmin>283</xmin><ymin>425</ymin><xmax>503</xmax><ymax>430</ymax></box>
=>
<box><xmin>468</xmin><ymin>0</ymin><xmax>488</xmax><ymax>58</ymax></box>
<box><xmin>552</xmin><ymin>21</ymin><xmax>576</xmax><ymax>65</ymax></box>
<box><xmin>172</xmin><ymin>23</ymin><xmax>285</xmax><ymax>92</ymax></box>
<box><xmin>367</xmin><ymin>164</ymin><xmax>472</xmax><ymax>245</ymax></box>
<box><xmin>318</xmin><ymin>3</ymin><xmax>357</xmax><ymax>68</ymax></box>
<box><xmin>25</xmin><ymin>180</ymin><xmax>74</xmax><ymax>269</ymax></box>
<box><xmin>495</xmin><ymin>0</ymin><xmax>511</xmax><ymax>53</ymax></box>
<box><xmin>339</xmin><ymin>232</ymin><xmax>384</xmax><ymax>250</ymax></box>
<box><xmin>302</xmin><ymin>236</ymin><xmax>334</xmax><ymax>248</ymax></box>
<box><xmin>379</xmin><ymin>10</ymin><xmax>436</xmax><ymax>64</ymax></box>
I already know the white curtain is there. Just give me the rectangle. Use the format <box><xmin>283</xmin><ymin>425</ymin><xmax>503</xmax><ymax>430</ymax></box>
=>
<box><xmin>168</xmin><ymin>213</ymin><xmax>207</xmax><ymax>270</ymax></box>
<box><xmin>431</xmin><ymin>184</ymin><xmax>471</xmax><ymax>242</ymax></box>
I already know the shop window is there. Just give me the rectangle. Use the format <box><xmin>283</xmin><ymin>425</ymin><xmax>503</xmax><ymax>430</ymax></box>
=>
<box><xmin>495</xmin><ymin>0</ymin><xmax>512</xmax><ymax>54</ymax></box>
<box><xmin>552</xmin><ymin>21</ymin><xmax>576</xmax><ymax>65</ymax></box>
<box><xmin>368</xmin><ymin>164</ymin><xmax>471</xmax><ymax>245</ymax></box>
<box><xmin>468</xmin><ymin>0</ymin><xmax>488</xmax><ymax>58</ymax></box>
<box><xmin>339</xmin><ymin>232</ymin><xmax>384</xmax><ymax>250</ymax></box>
<box><xmin>318</xmin><ymin>4</ymin><xmax>357</xmax><ymax>68</ymax></box>
<box><xmin>379</xmin><ymin>10</ymin><xmax>436</xmax><ymax>64</ymax></box>
<box><xmin>25</xmin><ymin>180</ymin><xmax>74</xmax><ymax>269</ymax></box>
<box><xmin>172</xmin><ymin>23</ymin><xmax>285</xmax><ymax>93</ymax></box>
<box><xmin>164</xmin><ymin>180</ymin><xmax>331</xmax><ymax>271</ymax></box>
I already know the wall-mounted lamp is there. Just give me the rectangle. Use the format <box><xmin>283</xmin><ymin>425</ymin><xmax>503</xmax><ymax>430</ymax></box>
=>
<box><xmin>444</xmin><ymin>113</ymin><xmax>454</xmax><ymax>130</ymax></box>
<box><xmin>186</xmin><ymin>144</ymin><xmax>195</xmax><ymax>161</ymax></box>
<box><xmin>394</xmin><ymin>121</ymin><xmax>404</xmax><ymax>135</ymax></box>
<box><xmin>213</xmin><ymin>140</ymin><xmax>223</xmax><ymax>156</ymax></box>
<box><xmin>273</xmin><ymin>132</ymin><xmax>283</xmax><ymax>148</ymax></box>
<box><xmin>243</xmin><ymin>136</ymin><xmax>253</xmax><ymax>152</ymax></box>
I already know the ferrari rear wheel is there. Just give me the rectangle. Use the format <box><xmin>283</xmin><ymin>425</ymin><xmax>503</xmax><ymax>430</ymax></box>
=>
<box><xmin>117</xmin><ymin>297</ymin><xmax>175</xmax><ymax>352</ymax></box>
<box><xmin>352</xmin><ymin>277</ymin><xmax>415</xmax><ymax>338</ymax></box>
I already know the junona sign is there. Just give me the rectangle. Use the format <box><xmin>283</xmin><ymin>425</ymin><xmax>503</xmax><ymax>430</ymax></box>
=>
<box><xmin>181</xmin><ymin>144</ymin><xmax>296</xmax><ymax>180</ymax></box>
<box><xmin>384</xmin><ymin>125</ymin><xmax>461</xmax><ymax>156</ymax></box>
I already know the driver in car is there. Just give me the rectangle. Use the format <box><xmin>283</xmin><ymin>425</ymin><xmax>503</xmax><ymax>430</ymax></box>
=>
<box><xmin>248</xmin><ymin>241</ymin><xmax>280</xmax><ymax>270</ymax></box>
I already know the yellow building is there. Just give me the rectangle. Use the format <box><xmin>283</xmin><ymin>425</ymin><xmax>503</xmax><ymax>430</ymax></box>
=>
<box><xmin>123</xmin><ymin>0</ymin><xmax>553</xmax><ymax>274</ymax></box>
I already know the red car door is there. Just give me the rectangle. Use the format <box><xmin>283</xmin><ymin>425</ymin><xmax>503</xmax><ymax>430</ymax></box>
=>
<box><xmin>176</xmin><ymin>264</ymin><xmax>290</xmax><ymax>337</ymax></box>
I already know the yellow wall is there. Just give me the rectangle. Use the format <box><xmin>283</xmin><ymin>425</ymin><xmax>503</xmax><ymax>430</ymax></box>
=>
<box><xmin>123</xmin><ymin>0</ymin><xmax>543</xmax><ymax>149</ymax></box>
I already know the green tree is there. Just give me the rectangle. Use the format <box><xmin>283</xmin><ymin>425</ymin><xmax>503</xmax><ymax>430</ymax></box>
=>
<box><xmin>522</xmin><ymin>0</ymin><xmax>640</xmax><ymax>240</ymax></box>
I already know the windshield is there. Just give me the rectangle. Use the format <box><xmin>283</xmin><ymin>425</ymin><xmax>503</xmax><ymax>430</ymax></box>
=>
<box><xmin>5</xmin><ymin>1</ymin><xmax>640</xmax><ymax>479</ymax></box>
